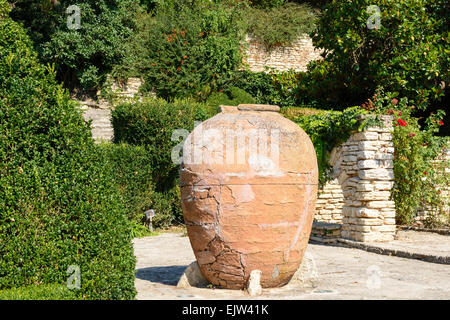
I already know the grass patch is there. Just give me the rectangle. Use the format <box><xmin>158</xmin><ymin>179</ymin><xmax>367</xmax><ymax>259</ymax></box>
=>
<box><xmin>131</xmin><ymin>221</ymin><xmax>161</xmax><ymax>238</ymax></box>
<box><xmin>0</xmin><ymin>284</ymin><xmax>79</xmax><ymax>300</ymax></box>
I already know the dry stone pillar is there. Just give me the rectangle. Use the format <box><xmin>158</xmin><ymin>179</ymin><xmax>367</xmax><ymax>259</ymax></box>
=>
<box><xmin>336</xmin><ymin>115</ymin><xmax>396</xmax><ymax>242</ymax></box>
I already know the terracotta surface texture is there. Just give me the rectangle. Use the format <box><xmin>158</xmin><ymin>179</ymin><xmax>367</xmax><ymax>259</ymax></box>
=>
<box><xmin>180</xmin><ymin>104</ymin><xmax>318</xmax><ymax>289</ymax></box>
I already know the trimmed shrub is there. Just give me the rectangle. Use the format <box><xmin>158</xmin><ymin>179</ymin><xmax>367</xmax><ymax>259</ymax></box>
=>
<box><xmin>0</xmin><ymin>283</ymin><xmax>79</xmax><ymax>300</ymax></box>
<box><xmin>230</xmin><ymin>69</ymin><xmax>301</xmax><ymax>107</ymax></box>
<box><xmin>98</xmin><ymin>142</ymin><xmax>182</xmax><ymax>229</ymax></box>
<box><xmin>111</xmin><ymin>99</ymin><xmax>217</xmax><ymax>227</ymax></box>
<box><xmin>98</xmin><ymin>143</ymin><xmax>154</xmax><ymax>223</ymax></box>
<box><xmin>0</xmin><ymin>2</ymin><xmax>136</xmax><ymax>299</ymax></box>
<box><xmin>112</xmin><ymin>98</ymin><xmax>216</xmax><ymax>188</ymax></box>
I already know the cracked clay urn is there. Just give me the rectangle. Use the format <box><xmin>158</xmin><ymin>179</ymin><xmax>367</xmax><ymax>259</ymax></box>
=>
<box><xmin>180</xmin><ymin>104</ymin><xmax>318</xmax><ymax>289</ymax></box>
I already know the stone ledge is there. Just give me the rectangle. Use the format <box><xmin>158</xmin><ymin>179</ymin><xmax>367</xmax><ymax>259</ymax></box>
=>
<box><xmin>336</xmin><ymin>238</ymin><xmax>450</xmax><ymax>265</ymax></box>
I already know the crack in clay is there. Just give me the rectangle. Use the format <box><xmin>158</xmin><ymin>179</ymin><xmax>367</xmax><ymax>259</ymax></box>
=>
<box><xmin>198</xmin><ymin>236</ymin><xmax>246</xmax><ymax>289</ymax></box>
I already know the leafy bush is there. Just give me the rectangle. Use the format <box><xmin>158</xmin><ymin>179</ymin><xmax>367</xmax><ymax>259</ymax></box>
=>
<box><xmin>206</xmin><ymin>87</ymin><xmax>255</xmax><ymax>107</ymax></box>
<box><xmin>243</xmin><ymin>2</ymin><xmax>316</xmax><ymax>48</ymax></box>
<box><xmin>98</xmin><ymin>142</ymin><xmax>183</xmax><ymax>229</ymax></box>
<box><xmin>116</xmin><ymin>0</ymin><xmax>244</xmax><ymax>100</ymax></box>
<box><xmin>0</xmin><ymin>2</ymin><xmax>136</xmax><ymax>299</ymax></box>
<box><xmin>249</xmin><ymin>0</ymin><xmax>287</xmax><ymax>9</ymax></box>
<box><xmin>0</xmin><ymin>283</ymin><xmax>79</xmax><ymax>300</ymax></box>
<box><xmin>310</xmin><ymin>0</ymin><xmax>449</xmax><ymax>110</ymax></box>
<box><xmin>98</xmin><ymin>143</ymin><xmax>154</xmax><ymax>222</ymax></box>
<box><xmin>112</xmin><ymin>98</ymin><xmax>216</xmax><ymax>188</ymax></box>
<box><xmin>10</xmin><ymin>0</ymin><xmax>141</xmax><ymax>90</ymax></box>
<box><xmin>231</xmin><ymin>69</ymin><xmax>302</xmax><ymax>107</ymax></box>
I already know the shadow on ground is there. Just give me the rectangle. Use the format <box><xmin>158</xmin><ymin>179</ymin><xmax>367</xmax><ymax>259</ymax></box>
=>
<box><xmin>136</xmin><ymin>265</ymin><xmax>187</xmax><ymax>286</ymax></box>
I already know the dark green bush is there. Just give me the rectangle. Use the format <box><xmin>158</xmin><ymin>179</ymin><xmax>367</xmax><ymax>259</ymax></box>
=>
<box><xmin>98</xmin><ymin>142</ymin><xmax>183</xmax><ymax>229</ymax></box>
<box><xmin>230</xmin><ymin>69</ymin><xmax>301</xmax><ymax>107</ymax></box>
<box><xmin>0</xmin><ymin>2</ymin><xmax>136</xmax><ymax>299</ymax></box>
<box><xmin>310</xmin><ymin>0</ymin><xmax>449</xmax><ymax>110</ymax></box>
<box><xmin>98</xmin><ymin>143</ymin><xmax>154</xmax><ymax>223</ymax></box>
<box><xmin>206</xmin><ymin>87</ymin><xmax>255</xmax><ymax>107</ymax></box>
<box><xmin>112</xmin><ymin>98</ymin><xmax>216</xmax><ymax>188</ymax></box>
<box><xmin>10</xmin><ymin>0</ymin><xmax>141</xmax><ymax>90</ymax></box>
<box><xmin>111</xmin><ymin>99</ymin><xmax>217</xmax><ymax>227</ymax></box>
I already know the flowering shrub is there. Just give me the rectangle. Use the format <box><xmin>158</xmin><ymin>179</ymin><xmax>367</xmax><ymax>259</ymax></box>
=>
<box><xmin>117</xmin><ymin>1</ymin><xmax>244</xmax><ymax>100</ymax></box>
<box><xmin>369</xmin><ymin>92</ymin><xmax>449</xmax><ymax>226</ymax></box>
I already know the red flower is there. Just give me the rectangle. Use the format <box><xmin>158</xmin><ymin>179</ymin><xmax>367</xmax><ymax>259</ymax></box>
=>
<box><xmin>439</xmin><ymin>120</ymin><xmax>444</xmax><ymax>126</ymax></box>
<box><xmin>408</xmin><ymin>133</ymin><xmax>416</xmax><ymax>138</ymax></box>
<box><xmin>424</xmin><ymin>170</ymin><xmax>429</xmax><ymax>175</ymax></box>
<box><xmin>397</xmin><ymin>118</ymin><xmax>407</xmax><ymax>127</ymax></box>
<box><xmin>391</xmin><ymin>98</ymin><xmax>399</xmax><ymax>105</ymax></box>
<box><xmin>398</xmin><ymin>111</ymin><xmax>402</xmax><ymax>116</ymax></box>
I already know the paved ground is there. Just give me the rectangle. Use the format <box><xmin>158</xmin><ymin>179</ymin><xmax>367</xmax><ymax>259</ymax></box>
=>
<box><xmin>368</xmin><ymin>230</ymin><xmax>449</xmax><ymax>257</ymax></box>
<box><xmin>338</xmin><ymin>230</ymin><xmax>450</xmax><ymax>264</ymax></box>
<box><xmin>134</xmin><ymin>233</ymin><xmax>450</xmax><ymax>300</ymax></box>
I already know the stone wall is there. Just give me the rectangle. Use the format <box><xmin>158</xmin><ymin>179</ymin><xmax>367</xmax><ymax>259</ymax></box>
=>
<box><xmin>313</xmin><ymin>116</ymin><xmax>397</xmax><ymax>242</ymax></box>
<box><xmin>314</xmin><ymin>179</ymin><xmax>344</xmax><ymax>224</ymax></box>
<box><xmin>243</xmin><ymin>34</ymin><xmax>322</xmax><ymax>72</ymax></box>
<box><xmin>80</xmin><ymin>77</ymin><xmax>143</xmax><ymax>142</ymax></box>
<box><xmin>337</xmin><ymin>116</ymin><xmax>396</xmax><ymax>242</ymax></box>
<box><xmin>109</xmin><ymin>77</ymin><xmax>143</xmax><ymax>99</ymax></box>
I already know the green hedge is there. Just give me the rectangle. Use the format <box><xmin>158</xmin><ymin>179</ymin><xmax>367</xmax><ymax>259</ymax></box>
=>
<box><xmin>0</xmin><ymin>2</ymin><xmax>135</xmax><ymax>299</ymax></box>
<box><xmin>111</xmin><ymin>99</ymin><xmax>217</xmax><ymax>227</ymax></box>
<box><xmin>112</xmin><ymin>99</ymin><xmax>216</xmax><ymax>188</ymax></box>
<box><xmin>98</xmin><ymin>142</ymin><xmax>182</xmax><ymax>229</ymax></box>
<box><xmin>230</xmin><ymin>69</ymin><xmax>302</xmax><ymax>108</ymax></box>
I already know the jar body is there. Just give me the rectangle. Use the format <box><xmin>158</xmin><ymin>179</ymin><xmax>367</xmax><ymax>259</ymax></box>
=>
<box><xmin>180</xmin><ymin>105</ymin><xmax>318</xmax><ymax>289</ymax></box>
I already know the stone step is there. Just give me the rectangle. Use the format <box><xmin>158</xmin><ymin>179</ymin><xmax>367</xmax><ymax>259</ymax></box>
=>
<box><xmin>310</xmin><ymin>221</ymin><xmax>342</xmax><ymax>244</ymax></box>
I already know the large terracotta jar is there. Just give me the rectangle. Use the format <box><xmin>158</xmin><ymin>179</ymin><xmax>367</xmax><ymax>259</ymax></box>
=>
<box><xmin>180</xmin><ymin>104</ymin><xmax>318</xmax><ymax>289</ymax></box>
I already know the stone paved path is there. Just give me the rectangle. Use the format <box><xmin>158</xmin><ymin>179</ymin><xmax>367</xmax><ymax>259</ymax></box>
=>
<box><xmin>339</xmin><ymin>230</ymin><xmax>450</xmax><ymax>264</ymax></box>
<box><xmin>134</xmin><ymin>233</ymin><xmax>450</xmax><ymax>300</ymax></box>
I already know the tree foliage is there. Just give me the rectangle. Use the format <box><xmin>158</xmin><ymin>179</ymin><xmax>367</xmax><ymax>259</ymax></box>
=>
<box><xmin>310</xmin><ymin>0</ymin><xmax>449</xmax><ymax>110</ymax></box>
<box><xmin>10</xmin><ymin>0</ymin><xmax>141</xmax><ymax>90</ymax></box>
